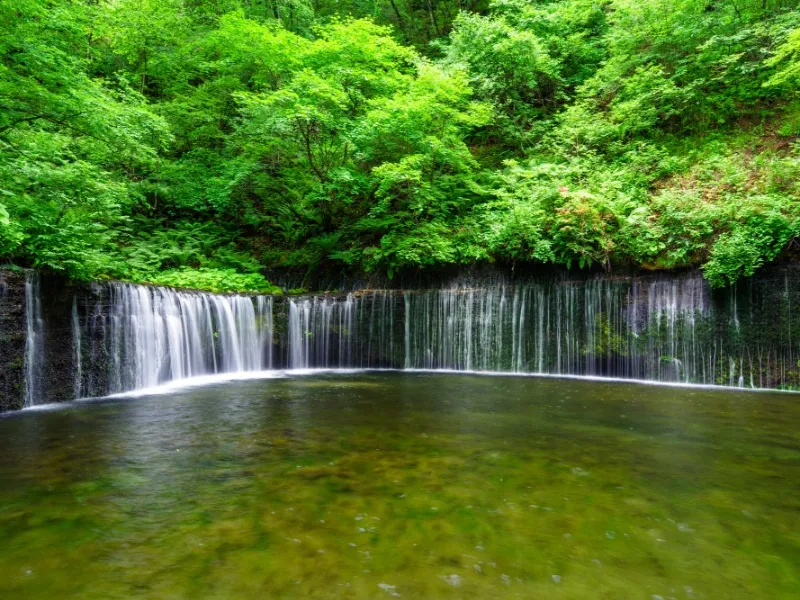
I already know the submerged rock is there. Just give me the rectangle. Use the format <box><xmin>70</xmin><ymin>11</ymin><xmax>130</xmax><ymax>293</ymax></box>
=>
<box><xmin>378</xmin><ymin>583</ymin><xmax>398</xmax><ymax>595</ymax></box>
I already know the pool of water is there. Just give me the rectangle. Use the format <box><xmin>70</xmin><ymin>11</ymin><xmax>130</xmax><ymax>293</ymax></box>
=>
<box><xmin>0</xmin><ymin>373</ymin><xmax>799</xmax><ymax>599</ymax></box>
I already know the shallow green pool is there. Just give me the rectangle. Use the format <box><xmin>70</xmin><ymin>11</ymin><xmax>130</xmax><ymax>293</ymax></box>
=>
<box><xmin>0</xmin><ymin>373</ymin><xmax>799</xmax><ymax>599</ymax></box>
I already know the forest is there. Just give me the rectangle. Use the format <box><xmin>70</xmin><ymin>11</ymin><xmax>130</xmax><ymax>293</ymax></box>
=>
<box><xmin>1</xmin><ymin>0</ymin><xmax>800</xmax><ymax>293</ymax></box>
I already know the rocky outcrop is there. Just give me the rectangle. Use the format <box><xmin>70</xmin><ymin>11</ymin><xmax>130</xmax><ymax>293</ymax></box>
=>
<box><xmin>0</xmin><ymin>272</ymin><xmax>116</xmax><ymax>410</ymax></box>
<box><xmin>0</xmin><ymin>270</ymin><xmax>26</xmax><ymax>412</ymax></box>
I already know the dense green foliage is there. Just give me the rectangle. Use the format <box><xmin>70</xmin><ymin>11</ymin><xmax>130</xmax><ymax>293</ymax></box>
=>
<box><xmin>1</xmin><ymin>0</ymin><xmax>799</xmax><ymax>290</ymax></box>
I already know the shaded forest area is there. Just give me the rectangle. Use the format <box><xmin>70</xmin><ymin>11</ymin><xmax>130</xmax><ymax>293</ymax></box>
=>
<box><xmin>2</xmin><ymin>0</ymin><xmax>800</xmax><ymax>292</ymax></box>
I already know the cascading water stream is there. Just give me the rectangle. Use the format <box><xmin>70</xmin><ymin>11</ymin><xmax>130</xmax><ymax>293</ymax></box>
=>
<box><xmin>286</xmin><ymin>271</ymin><xmax>800</xmax><ymax>389</ymax></box>
<box><xmin>72</xmin><ymin>296</ymin><xmax>82</xmax><ymax>399</ymax></box>
<box><xmin>23</xmin><ymin>271</ymin><xmax>44</xmax><ymax>407</ymax></box>
<box><xmin>74</xmin><ymin>283</ymin><xmax>275</xmax><ymax>396</ymax></box>
<box><xmin>287</xmin><ymin>292</ymin><xmax>400</xmax><ymax>369</ymax></box>
<box><xmin>402</xmin><ymin>277</ymin><xmax>712</xmax><ymax>380</ymax></box>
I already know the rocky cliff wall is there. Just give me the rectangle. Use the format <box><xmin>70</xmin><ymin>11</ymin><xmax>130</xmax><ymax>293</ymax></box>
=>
<box><xmin>0</xmin><ymin>271</ymin><xmax>26</xmax><ymax>412</ymax></box>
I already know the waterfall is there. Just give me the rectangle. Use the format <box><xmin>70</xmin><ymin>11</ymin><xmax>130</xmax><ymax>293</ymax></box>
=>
<box><xmin>287</xmin><ymin>292</ymin><xmax>400</xmax><ymax>369</ymax></box>
<box><xmin>403</xmin><ymin>292</ymin><xmax>411</xmax><ymax>369</ymax></box>
<box><xmin>401</xmin><ymin>277</ymin><xmax>715</xmax><ymax>381</ymax></box>
<box><xmin>82</xmin><ymin>283</ymin><xmax>274</xmax><ymax>395</ymax></box>
<box><xmin>23</xmin><ymin>271</ymin><xmax>44</xmax><ymax>407</ymax></box>
<box><xmin>257</xmin><ymin>296</ymin><xmax>274</xmax><ymax>370</ymax></box>
<box><xmin>72</xmin><ymin>296</ymin><xmax>82</xmax><ymax>399</ymax></box>
<box><xmin>286</xmin><ymin>270</ymin><xmax>800</xmax><ymax>389</ymax></box>
<box><xmin>12</xmin><ymin>266</ymin><xmax>800</xmax><ymax>408</ymax></box>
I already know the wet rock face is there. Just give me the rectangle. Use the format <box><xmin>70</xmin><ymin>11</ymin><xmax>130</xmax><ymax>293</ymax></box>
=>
<box><xmin>72</xmin><ymin>282</ymin><xmax>114</xmax><ymax>400</ymax></box>
<box><xmin>0</xmin><ymin>271</ymin><xmax>108</xmax><ymax>410</ymax></box>
<box><xmin>0</xmin><ymin>271</ymin><xmax>26</xmax><ymax>412</ymax></box>
<box><xmin>36</xmin><ymin>275</ymin><xmax>85</xmax><ymax>405</ymax></box>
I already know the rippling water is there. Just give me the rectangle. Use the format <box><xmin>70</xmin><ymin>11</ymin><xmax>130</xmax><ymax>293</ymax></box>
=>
<box><xmin>1</xmin><ymin>373</ymin><xmax>798</xmax><ymax>598</ymax></box>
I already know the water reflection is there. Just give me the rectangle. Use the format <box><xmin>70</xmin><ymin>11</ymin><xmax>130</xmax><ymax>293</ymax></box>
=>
<box><xmin>0</xmin><ymin>373</ymin><xmax>798</xmax><ymax>598</ymax></box>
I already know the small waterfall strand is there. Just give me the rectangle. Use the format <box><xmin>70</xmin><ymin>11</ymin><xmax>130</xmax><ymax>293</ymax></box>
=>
<box><xmin>23</xmin><ymin>271</ymin><xmax>45</xmax><ymax>407</ymax></box>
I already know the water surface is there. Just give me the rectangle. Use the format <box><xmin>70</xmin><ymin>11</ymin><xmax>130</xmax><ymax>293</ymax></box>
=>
<box><xmin>1</xmin><ymin>373</ymin><xmax>798</xmax><ymax>598</ymax></box>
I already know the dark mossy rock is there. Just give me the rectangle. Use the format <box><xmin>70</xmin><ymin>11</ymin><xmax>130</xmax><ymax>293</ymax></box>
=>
<box><xmin>0</xmin><ymin>270</ymin><xmax>26</xmax><ymax>411</ymax></box>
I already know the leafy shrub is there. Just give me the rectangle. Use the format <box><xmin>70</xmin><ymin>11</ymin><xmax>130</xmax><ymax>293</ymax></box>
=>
<box><xmin>141</xmin><ymin>268</ymin><xmax>282</xmax><ymax>294</ymax></box>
